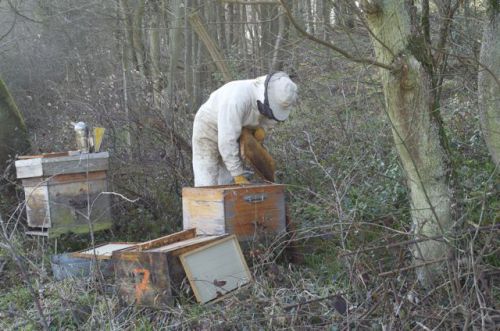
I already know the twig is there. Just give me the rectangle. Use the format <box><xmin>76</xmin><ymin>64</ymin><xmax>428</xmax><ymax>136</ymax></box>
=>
<box><xmin>378</xmin><ymin>257</ymin><xmax>448</xmax><ymax>277</ymax></box>
<box><xmin>282</xmin><ymin>292</ymin><xmax>346</xmax><ymax>311</ymax></box>
<box><xmin>340</xmin><ymin>224</ymin><xmax>500</xmax><ymax>257</ymax></box>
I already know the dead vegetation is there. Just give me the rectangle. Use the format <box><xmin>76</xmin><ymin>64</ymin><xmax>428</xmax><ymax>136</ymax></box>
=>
<box><xmin>0</xmin><ymin>188</ymin><xmax>498</xmax><ymax>330</ymax></box>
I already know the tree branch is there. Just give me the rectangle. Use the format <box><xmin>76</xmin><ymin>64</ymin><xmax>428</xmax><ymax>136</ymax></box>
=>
<box><xmin>0</xmin><ymin>14</ymin><xmax>16</xmax><ymax>42</ymax></box>
<box><xmin>277</xmin><ymin>0</ymin><xmax>395</xmax><ymax>71</ymax></box>
<box><xmin>379</xmin><ymin>257</ymin><xmax>448</xmax><ymax>277</ymax></box>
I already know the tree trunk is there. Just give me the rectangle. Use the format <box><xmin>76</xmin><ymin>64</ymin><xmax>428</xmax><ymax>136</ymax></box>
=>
<box><xmin>239</xmin><ymin>3</ymin><xmax>249</xmax><ymax>73</ymax></box>
<box><xmin>167</xmin><ymin>0</ymin><xmax>184</xmax><ymax>117</ymax></box>
<box><xmin>118</xmin><ymin>0</ymin><xmax>146</xmax><ymax>158</ymax></box>
<box><xmin>363</xmin><ymin>0</ymin><xmax>453</xmax><ymax>284</ymax></box>
<box><xmin>271</xmin><ymin>6</ymin><xmax>288</xmax><ymax>71</ymax></box>
<box><xmin>305</xmin><ymin>0</ymin><xmax>314</xmax><ymax>35</ymax></box>
<box><xmin>294</xmin><ymin>0</ymin><xmax>307</xmax><ymax>33</ymax></box>
<box><xmin>119</xmin><ymin>0</ymin><xmax>137</xmax><ymax>70</ymax></box>
<box><xmin>132</xmin><ymin>0</ymin><xmax>147</xmax><ymax>76</ymax></box>
<box><xmin>184</xmin><ymin>0</ymin><xmax>194</xmax><ymax>110</ymax></box>
<box><xmin>148</xmin><ymin>0</ymin><xmax>162</xmax><ymax>109</ymax></box>
<box><xmin>478</xmin><ymin>7</ymin><xmax>500</xmax><ymax>166</ymax></box>
<box><xmin>260</xmin><ymin>3</ymin><xmax>272</xmax><ymax>70</ymax></box>
<box><xmin>248</xmin><ymin>5</ymin><xmax>260</xmax><ymax>72</ymax></box>
<box><xmin>0</xmin><ymin>77</ymin><xmax>30</xmax><ymax>170</ymax></box>
<box><xmin>216</xmin><ymin>2</ymin><xmax>227</xmax><ymax>52</ymax></box>
<box><xmin>120</xmin><ymin>43</ymin><xmax>133</xmax><ymax>155</ymax></box>
<box><xmin>322</xmin><ymin>0</ymin><xmax>332</xmax><ymax>39</ymax></box>
<box><xmin>190</xmin><ymin>13</ymin><xmax>233</xmax><ymax>83</ymax></box>
<box><xmin>227</xmin><ymin>3</ymin><xmax>234</xmax><ymax>49</ymax></box>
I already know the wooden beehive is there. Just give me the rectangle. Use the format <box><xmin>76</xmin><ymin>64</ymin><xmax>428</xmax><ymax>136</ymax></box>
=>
<box><xmin>15</xmin><ymin>152</ymin><xmax>112</xmax><ymax>237</ymax></box>
<box><xmin>112</xmin><ymin>229</ymin><xmax>226</xmax><ymax>307</ymax></box>
<box><xmin>182</xmin><ymin>184</ymin><xmax>286</xmax><ymax>241</ymax></box>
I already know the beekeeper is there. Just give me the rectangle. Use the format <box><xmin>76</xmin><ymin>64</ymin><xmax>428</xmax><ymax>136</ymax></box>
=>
<box><xmin>192</xmin><ymin>72</ymin><xmax>298</xmax><ymax>187</ymax></box>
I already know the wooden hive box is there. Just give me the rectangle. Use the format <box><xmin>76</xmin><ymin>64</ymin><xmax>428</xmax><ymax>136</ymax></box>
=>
<box><xmin>15</xmin><ymin>152</ymin><xmax>112</xmax><ymax>237</ymax></box>
<box><xmin>112</xmin><ymin>229</ymin><xmax>226</xmax><ymax>307</ymax></box>
<box><xmin>182</xmin><ymin>184</ymin><xmax>286</xmax><ymax>242</ymax></box>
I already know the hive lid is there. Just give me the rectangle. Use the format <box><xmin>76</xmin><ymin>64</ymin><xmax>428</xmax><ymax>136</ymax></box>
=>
<box><xmin>15</xmin><ymin>151</ymin><xmax>109</xmax><ymax>178</ymax></box>
<box><xmin>72</xmin><ymin>242</ymin><xmax>137</xmax><ymax>260</ymax></box>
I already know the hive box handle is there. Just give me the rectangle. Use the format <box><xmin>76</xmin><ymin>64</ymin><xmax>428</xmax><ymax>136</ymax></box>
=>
<box><xmin>244</xmin><ymin>194</ymin><xmax>268</xmax><ymax>203</ymax></box>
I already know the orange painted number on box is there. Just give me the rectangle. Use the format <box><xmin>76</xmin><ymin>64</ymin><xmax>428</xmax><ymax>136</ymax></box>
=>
<box><xmin>133</xmin><ymin>268</ymin><xmax>150</xmax><ymax>302</ymax></box>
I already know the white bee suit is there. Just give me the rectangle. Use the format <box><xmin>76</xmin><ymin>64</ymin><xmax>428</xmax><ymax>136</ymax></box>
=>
<box><xmin>192</xmin><ymin>73</ymin><xmax>298</xmax><ymax>187</ymax></box>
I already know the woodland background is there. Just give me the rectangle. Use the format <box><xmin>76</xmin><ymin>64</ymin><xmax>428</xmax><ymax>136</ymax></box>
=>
<box><xmin>0</xmin><ymin>0</ymin><xmax>498</xmax><ymax>329</ymax></box>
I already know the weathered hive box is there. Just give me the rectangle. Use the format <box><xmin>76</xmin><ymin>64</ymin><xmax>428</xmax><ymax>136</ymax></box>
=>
<box><xmin>15</xmin><ymin>152</ymin><xmax>112</xmax><ymax>237</ymax></box>
<box><xmin>182</xmin><ymin>184</ymin><xmax>286</xmax><ymax>241</ymax></box>
<box><xmin>112</xmin><ymin>229</ymin><xmax>226</xmax><ymax>307</ymax></box>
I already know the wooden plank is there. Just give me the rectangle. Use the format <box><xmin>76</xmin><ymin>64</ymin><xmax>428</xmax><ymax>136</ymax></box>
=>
<box><xmin>72</xmin><ymin>243</ymin><xmax>137</xmax><ymax>260</ymax></box>
<box><xmin>146</xmin><ymin>236</ymin><xmax>223</xmax><ymax>252</ymax></box>
<box><xmin>18</xmin><ymin>152</ymin><xmax>70</xmax><ymax>159</ymax></box>
<box><xmin>134</xmin><ymin>229</ymin><xmax>197</xmax><ymax>251</ymax></box>
<box><xmin>180</xmin><ymin>235</ymin><xmax>252</xmax><ymax>304</ymax></box>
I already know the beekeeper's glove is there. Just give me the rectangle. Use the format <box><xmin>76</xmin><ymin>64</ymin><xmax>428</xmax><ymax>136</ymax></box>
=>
<box><xmin>233</xmin><ymin>175</ymin><xmax>250</xmax><ymax>185</ymax></box>
<box><xmin>253</xmin><ymin>127</ymin><xmax>266</xmax><ymax>143</ymax></box>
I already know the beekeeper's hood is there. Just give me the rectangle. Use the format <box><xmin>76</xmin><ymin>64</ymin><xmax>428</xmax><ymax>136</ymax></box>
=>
<box><xmin>259</xmin><ymin>72</ymin><xmax>298</xmax><ymax>122</ymax></box>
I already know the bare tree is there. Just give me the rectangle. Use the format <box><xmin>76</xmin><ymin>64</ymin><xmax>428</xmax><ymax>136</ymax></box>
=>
<box><xmin>360</xmin><ymin>0</ymin><xmax>458</xmax><ymax>285</ymax></box>
<box><xmin>167</xmin><ymin>0</ymin><xmax>184</xmax><ymax>116</ymax></box>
